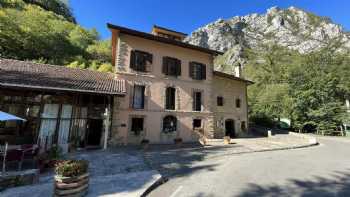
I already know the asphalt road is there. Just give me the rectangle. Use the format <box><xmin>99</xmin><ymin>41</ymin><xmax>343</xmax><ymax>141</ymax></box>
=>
<box><xmin>148</xmin><ymin>137</ymin><xmax>350</xmax><ymax>197</ymax></box>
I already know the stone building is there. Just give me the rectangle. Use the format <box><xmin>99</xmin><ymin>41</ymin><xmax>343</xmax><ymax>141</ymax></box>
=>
<box><xmin>107</xmin><ymin>24</ymin><xmax>253</xmax><ymax>145</ymax></box>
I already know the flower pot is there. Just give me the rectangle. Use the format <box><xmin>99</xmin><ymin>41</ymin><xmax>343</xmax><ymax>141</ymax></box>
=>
<box><xmin>140</xmin><ymin>139</ymin><xmax>150</xmax><ymax>150</ymax></box>
<box><xmin>224</xmin><ymin>136</ymin><xmax>231</xmax><ymax>144</ymax></box>
<box><xmin>174</xmin><ymin>138</ymin><xmax>183</xmax><ymax>147</ymax></box>
<box><xmin>54</xmin><ymin>173</ymin><xmax>89</xmax><ymax>197</ymax></box>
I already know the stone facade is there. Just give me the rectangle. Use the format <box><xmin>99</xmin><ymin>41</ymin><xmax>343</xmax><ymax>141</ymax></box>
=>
<box><xmin>107</xmin><ymin>25</ymin><xmax>250</xmax><ymax>145</ymax></box>
<box><xmin>212</xmin><ymin>75</ymin><xmax>248</xmax><ymax>138</ymax></box>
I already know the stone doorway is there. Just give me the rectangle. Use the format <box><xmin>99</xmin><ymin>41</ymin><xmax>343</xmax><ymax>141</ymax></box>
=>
<box><xmin>225</xmin><ymin>119</ymin><xmax>235</xmax><ymax>138</ymax></box>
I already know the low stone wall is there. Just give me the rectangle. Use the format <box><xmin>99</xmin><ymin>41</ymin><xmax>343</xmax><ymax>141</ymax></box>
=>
<box><xmin>0</xmin><ymin>169</ymin><xmax>39</xmax><ymax>191</ymax></box>
<box><xmin>288</xmin><ymin>132</ymin><xmax>318</xmax><ymax>145</ymax></box>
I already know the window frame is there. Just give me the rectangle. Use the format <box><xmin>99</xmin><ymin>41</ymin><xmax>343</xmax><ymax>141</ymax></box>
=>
<box><xmin>217</xmin><ymin>96</ymin><xmax>224</xmax><ymax>106</ymax></box>
<box><xmin>162</xmin><ymin>56</ymin><xmax>181</xmax><ymax>77</ymax></box>
<box><xmin>162</xmin><ymin>115</ymin><xmax>177</xmax><ymax>133</ymax></box>
<box><xmin>235</xmin><ymin>98</ymin><xmax>241</xmax><ymax>108</ymax></box>
<box><xmin>193</xmin><ymin>90</ymin><xmax>202</xmax><ymax>112</ymax></box>
<box><xmin>130</xmin><ymin>50</ymin><xmax>153</xmax><ymax>72</ymax></box>
<box><xmin>130</xmin><ymin>117</ymin><xmax>144</xmax><ymax>136</ymax></box>
<box><xmin>189</xmin><ymin>62</ymin><xmax>206</xmax><ymax>80</ymax></box>
<box><xmin>132</xmin><ymin>85</ymin><xmax>145</xmax><ymax>109</ymax></box>
<box><xmin>165</xmin><ymin>87</ymin><xmax>176</xmax><ymax>110</ymax></box>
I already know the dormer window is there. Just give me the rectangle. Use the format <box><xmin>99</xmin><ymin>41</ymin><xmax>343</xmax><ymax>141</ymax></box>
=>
<box><xmin>130</xmin><ymin>50</ymin><xmax>152</xmax><ymax>72</ymax></box>
<box><xmin>189</xmin><ymin>62</ymin><xmax>206</xmax><ymax>80</ymax></box>
<box><xmin>162</xmin><ymin>57</ymin><xmax>181</xmax><ymax>77</ymax></box>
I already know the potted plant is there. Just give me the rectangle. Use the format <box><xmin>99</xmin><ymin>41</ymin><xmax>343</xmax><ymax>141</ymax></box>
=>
<box><xmin>140</xmin><ymin>139</ymin><xmax>150</xmax><ymax>150</ymax></box>
<box><xmin>223</xmin><ymin>136</ymin><xmax>231</xmax><ymax>144</ymax></box>
<box><xmin>37</xmin><ymin>152</ymin><xmax>49</xmax><ymax>173</ymax></box>
<box><xmin>174</xmin><ymin>137</ymin><xmax>183</xmax><ymax>147</ymax></box>
<box><xmin>48</xmin><ymin>145</ymin><xmax>62</xmax><ymax>168</ymax></box>
<box><xmin>54</xmin><ymin>160</ymin><xmax>89</xmax><ymax>197</ymax></box>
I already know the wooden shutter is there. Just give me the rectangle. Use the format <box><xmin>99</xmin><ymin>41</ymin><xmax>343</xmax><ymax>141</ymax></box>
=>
<box><xmin>141</xmin><ymin>86</ymin><xmax>145</xmax><ymax>109</ymax></box>
<box><xmin>201</xmin><ymin>64</ymin><xmax>206</xmax><ymax>80</ymax></box>
<box><xmin>176</xmin><ymin>59</ymin><xmax>181</xmax><ymax>76</ymax></box>
<box><xmin>162</xmin><ymin>57</ymin><xmax>168</xmax><ymax>75</ymax></box>
<box><xmin>189</xmin><ymin>62</ymin><xmax>194</xmax><ymax>78</ymax></box>
<box><xmin>130</xmin><ymin>50</ymin><xmax>136</xmax><ymax>69</ymax></box>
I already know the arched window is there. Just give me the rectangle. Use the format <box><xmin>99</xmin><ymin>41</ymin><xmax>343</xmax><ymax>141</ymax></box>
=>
<box><xmin>163</xmin><ymin>115</ymin><xmax>177</xmax><ymax>133</ymax></box>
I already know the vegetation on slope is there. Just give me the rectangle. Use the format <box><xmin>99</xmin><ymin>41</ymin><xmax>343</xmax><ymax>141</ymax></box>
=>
<box><xmin>242</xmin><ymin>44</ymin><xmax>350</xmax><ymax>132</ymax></box>
<box><xmin>0</xmin><ymin>0</ymin><xmax>112</xmax><ymax>72</ymax></box>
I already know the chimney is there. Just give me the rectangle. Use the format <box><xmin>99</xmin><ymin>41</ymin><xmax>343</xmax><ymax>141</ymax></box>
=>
<box><xmin>234</xmin><ymin>63</ymin><xmax>242</xmax><ymax>78</ymax></box>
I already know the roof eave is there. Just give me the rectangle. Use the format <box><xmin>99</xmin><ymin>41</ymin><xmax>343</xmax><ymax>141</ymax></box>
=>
<box><xmin>107</xmin><ymin>23</ymin><xmax>223</xmax><ymax>56</ymax></box>
<box><xmin>0</xmin><ymin>83</ymin><xmax>126</xmax><ymax>96</ymax></box>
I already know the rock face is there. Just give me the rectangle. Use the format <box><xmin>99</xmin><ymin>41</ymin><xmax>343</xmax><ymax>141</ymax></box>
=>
<box><xmin>185</xmin><ymin>6</ymin><xmax>350</xmax><ymax>69</ymax></box>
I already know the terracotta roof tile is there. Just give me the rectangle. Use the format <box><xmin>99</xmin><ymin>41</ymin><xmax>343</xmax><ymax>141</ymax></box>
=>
<box><xmin>0</xmin><ymin>58</ymin><xmax>126</xmax><ymax>95</ymax></box>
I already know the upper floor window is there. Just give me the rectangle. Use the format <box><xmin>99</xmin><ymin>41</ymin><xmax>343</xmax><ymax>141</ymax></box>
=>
<box><xmin>217</xmin><ymin>96</ymin><xmax>224</xmax><ymax>106</ymax></box>
<box><xmin>193</xmin><ymin>91</ymin><xmax>202</xmax><ymax>111</ymax></box>
<box><xmin>235</xmin><ymin>98</ymin><xmax>241</xmax><ymax>108</ymax></box>
<box><xmin>189</xmin><ymin>62</ymin><xmax>206</xmax><ymax>80</ymax></box>
<box><xmin>163</xmin><ymin>115</ymin><xmax>177</xmax><ymax>133</ymax></box>
<box><xmin>162</xmin><ymin>57</ymin><xmax>181</xmax><ymax>77</ymax></box>
<box><xmin>130</xmin><ymin>50</ymin><xmax>152</xmax><ymax>72</ymax></box>
<box><xmin>132</xmin><ymin>85</ymin><xmax>145</xmax><ymax>109</ymax></box>
<box><xmin>165</xmin><ymin>87</ymin><xmax>176</xmax><ymax>110</ymax></box>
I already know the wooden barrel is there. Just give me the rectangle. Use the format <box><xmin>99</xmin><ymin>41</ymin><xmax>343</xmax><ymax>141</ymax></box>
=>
<box><xmin>54</xmin><ymin>173</ymin><xmax>89</xmax><ymax>197</ymax></box>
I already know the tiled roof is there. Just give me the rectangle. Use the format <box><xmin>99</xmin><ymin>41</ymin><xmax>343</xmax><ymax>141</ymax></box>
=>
<box><xmin>213</xmin><ymin>71</ymin><xmax>254</xmax><ymax>84</ymax></box>
<box><xmin>0</xmin><ymin>58</ymin><xmax>126</xmax><ymax>95</ymax></box>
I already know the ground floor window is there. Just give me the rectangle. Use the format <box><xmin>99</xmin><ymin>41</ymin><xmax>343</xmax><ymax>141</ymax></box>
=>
<box><xmin>193</xmin><ymin>119</ymin><xmax>202</xmax><ymax>129</ymax></box>
<box><xmin>241</xmin><ymin>121</ymin><xmax>247</xmax><ymax>132</ymax></box>
<box><xmin>163</xmin><ymin>115</ymin><xmax>177</xmax><ymax>133</ymax></box>
<box><xmin>131</xmin><ymin>117</ymin><xmax>144</xmax><ymax>136</ymax></box>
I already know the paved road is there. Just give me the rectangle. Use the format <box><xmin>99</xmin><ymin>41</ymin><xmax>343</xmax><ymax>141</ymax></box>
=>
<box><xmin>148</xmin><ymin>137</ymin><xmax>350</xmax><ymax>197</ymax></box>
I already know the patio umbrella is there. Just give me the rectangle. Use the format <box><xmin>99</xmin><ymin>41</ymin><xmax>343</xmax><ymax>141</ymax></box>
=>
<box><xmin>0</xmin><ymin>111</ymin><xmax>26</xmax><ymax>121</ymax></box>
<box><xmin>0</xmin><ymin>111</ymin><xmax>25</xmax><ymax>174</ymax></box>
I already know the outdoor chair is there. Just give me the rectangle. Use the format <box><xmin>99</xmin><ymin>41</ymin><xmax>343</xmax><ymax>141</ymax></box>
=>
<box><xmin>0</xmin><ymin>143</ymin><xmax>25</xmax><ymax>172</ymax></box>
<box><xmin>2</xmin><ymin>149</ymin><xmax>24</xmax><ymax>171</ymax></box>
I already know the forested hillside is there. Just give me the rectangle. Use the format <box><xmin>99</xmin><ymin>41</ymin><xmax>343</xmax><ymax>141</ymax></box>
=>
<box><xmin>188</xmin><ymin>6</ymin><xmax>350</xmax><ymax>133</ymax></box>
<box><xmin>0</xmin><ymin>0</ymin><xmax>112</xmax><ymax>72</ymax></box>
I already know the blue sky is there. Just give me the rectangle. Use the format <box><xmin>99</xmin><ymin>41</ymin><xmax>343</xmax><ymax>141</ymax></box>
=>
<box><xmin>70</xmin><ymin>0</ymin><xmax>349</xmax><ymax>40</ymax></box>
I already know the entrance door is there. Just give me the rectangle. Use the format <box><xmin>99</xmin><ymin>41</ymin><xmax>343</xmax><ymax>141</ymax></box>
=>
<box><xmin>225</xmin><ymin>119</ymin><xmax>235</xmax><ymax>138</ymax></box>
<box><xmin>87</xmin><ymin>119</ymin><xmax>103</xmax><ymax>146</ymax></box>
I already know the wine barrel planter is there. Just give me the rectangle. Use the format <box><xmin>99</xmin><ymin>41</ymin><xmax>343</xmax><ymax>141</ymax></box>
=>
<box><xmin>54</xmin><ymin>173</ymin><xmax>89</xmax><ymax>197</ymax></box>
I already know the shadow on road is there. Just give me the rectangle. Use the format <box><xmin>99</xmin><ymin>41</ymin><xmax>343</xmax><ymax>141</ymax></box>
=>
<box><xmin>237</xmin><ymin>169</ymin><xmax>350</xmax><ymax>197</ymax></box>
<box><xmin>144</xmin><ymin>143</ymin><xmax>247</xmax><ymax>178</ymax></box>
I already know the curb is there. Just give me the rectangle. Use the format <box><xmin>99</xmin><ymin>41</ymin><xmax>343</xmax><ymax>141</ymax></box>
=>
<box><xmin>204</xmin><ymin>141</ymin><xmax>319</xmax><ymax>159</ymax></box>
<box><xmin>141</xmin><ymin>175</ymin><xmax>168</xmax><ymax>197</ymax></box>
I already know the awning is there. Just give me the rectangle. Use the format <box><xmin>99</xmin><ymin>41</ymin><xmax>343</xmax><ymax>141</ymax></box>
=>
<box><xmin>0</xmin><ymin>111</ymin><xmax>26</xmax><ymax>121</ymax></box>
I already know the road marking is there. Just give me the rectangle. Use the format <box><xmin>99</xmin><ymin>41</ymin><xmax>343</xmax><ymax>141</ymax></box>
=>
<box><xmin>169</xmin><ymin>185</ymin><xmax>183</xmax><ymax>197</ymax></box>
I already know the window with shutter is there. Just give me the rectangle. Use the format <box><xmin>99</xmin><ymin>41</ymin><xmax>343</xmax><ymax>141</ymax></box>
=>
<box><xmin>165</xmin><ymin>87</ymin><xmax>176</xmax><ymax>110</ymax></box>
<box><xmin>162</xmin><ymin>57</ymin><xmax>181</xmax><ymax>77</ymax></box>
<box><xmin>131</xmin><ymin>117</ymin><xmax>144</xmax><ymax>136</ymax></box>
<box><xmin>189</xmin><ymin>62</ymin><xmax>206</xmax><ymax>80</ymax></box>
<box><xmin>217</xmin><ymin>96</ymin><xmax>224</xmax><ymax>106</ymax></box>
<box><xmin>130</xmin><ymin>50</ymin><xmax>152</xmax><ymax>72</ymax></box>
<box><xmin>236</xmin><ymin>98</ymin><xmax>241</xmax><ymax>108</ymax></box>
<box><xmin>132</xmin><ymin>85</ymin><xmax>145</xmax><ymax>109</ymax></box>
<box><xmin>193</xmin><ymin>91</ymin><xmax>202</xmax><ymax>111</ymax></box>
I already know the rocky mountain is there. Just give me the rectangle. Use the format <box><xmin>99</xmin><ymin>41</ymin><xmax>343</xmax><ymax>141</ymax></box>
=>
<box><xmin>185</xmin><ymin>6</ymin><xmax>350</xmax><ymax>70</ymax></box>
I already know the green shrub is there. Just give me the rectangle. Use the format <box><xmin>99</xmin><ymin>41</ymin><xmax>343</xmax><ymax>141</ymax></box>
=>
<box><xmin>55</xmin><ymin>160</ymin><xmax>88</xmax><ymax>177</ymax></box>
